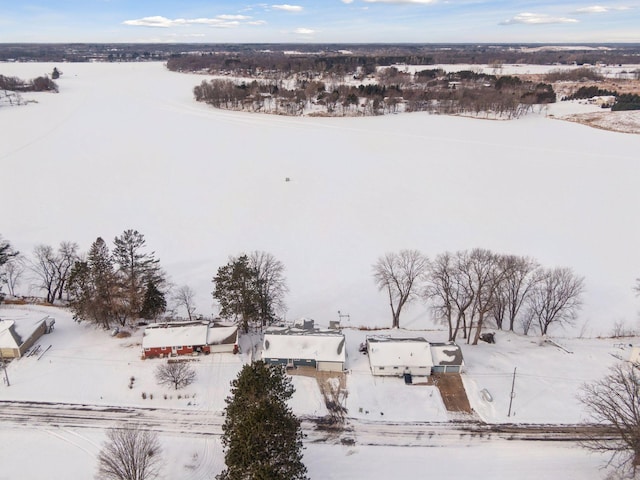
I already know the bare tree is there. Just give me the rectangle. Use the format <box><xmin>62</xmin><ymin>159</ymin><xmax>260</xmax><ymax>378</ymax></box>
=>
<box><xmin>424</xmin><ymin>252</ymin><xmax>455</xmax><ymax>340</ymax></box>
<box><xmin>55</xmin><ymin>241</ymin><xmax>79</xmax><ymax>301</ymax></box>
<box><xmin>172</xmin><ymin>285</ymin><xmax>196</xmax><ymax>321</ymax></box>
<box><xmin>373</xmin><ymin>250</ymin><xmax>429</xmax><ymax>329</ymax></box>
<box><xmin>155</xmin><ymin>362</ymin><xmax>196</xmax><ymax>390</ymax></box>
<box><xmin>30</xmin><ymin>242</ymin><xmax>78</xmax><ymax>303</ymax></box>
<box><xmin>491</xmin><ymin>255</ymin><xmax>540</xmax><ymax>332</ymax></box>
<box><xmin>424</xmin><ymin>250</ymin><xmax>475</xmax><ymax>341</ymax></box>
<box><xmin>579</xmin><ymin>364</ymin><xmax>640</xmax><ymax>476</ymax></box>
<box><xmin>467</xmin><ymin>248</ymin><xmax>505</xmax><ymax>345</ymax></box>
<box><xmin>526</xmin><ymin>267</ymin><xmax>584</xmax><ymax>335</ymax></box>
<box><xmin>30</xmin><ymin>244</ymin><xmax>58</xmax><ymax>303</ymax></box>
<box><xmin>249</xmin><ymin>251</ymin><xmax>288</xmax><ymax>328</ymax></box>
<box><xmin>2</xmin><ymin>253</ymin><xmax>25</xmax><ymax>297</ymax></box>
<box><xmin>97</xmin><ymin>425</ymin><xmax>162</xmax><ymax>480</ymax></box>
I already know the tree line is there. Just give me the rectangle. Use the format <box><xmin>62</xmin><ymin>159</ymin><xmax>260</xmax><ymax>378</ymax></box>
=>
<box><xmin>193</xmin><ymin>68</ymin><xmax>556</xmax><ymax>118</ymax></box>
<box><xmin>0</xmin><ymin>73</ymin><xmax>58</xmax><ymax>93</ymax></box>
<box><xmin>4</xmin><ymin>234</ymin><xmax>637</xmax><ymax>340</ymax></box>
<box><xmin>167</xmin><ymin>46</ymin><xmax>640</xmax><ymax>76</ymax></box>
<box><xmin>374</xmin><ymin>248</ymin><xmax>586</xmax><ymax>342</ymax></box>
<box><xmin>0</xmin><ymin>231</ymin><xmax>167</xmax><ymax>329</ymax></box>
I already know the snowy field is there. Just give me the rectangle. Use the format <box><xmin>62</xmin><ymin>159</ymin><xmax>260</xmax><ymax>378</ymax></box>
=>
<box><xmin>0</xmin><ymin>304</ymin><xmax>630</xmax><ymax>478</ymax></box>
<box><xmin>1</xmin><ymin>62</ymin><xmax>639</xmax><ymax>335</ymax></box>
<box><xmin>1</xmin><ymin>61</ymin><xmax>639</xmax><ymax>478</ymax></box>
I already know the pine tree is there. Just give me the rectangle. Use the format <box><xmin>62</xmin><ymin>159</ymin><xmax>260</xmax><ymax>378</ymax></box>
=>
<box><xmin>68</xmin><ymin>237</ymin><xmax>119</xmax><ymax>328</ymax></box>
<box><xmin>213</xmin><ymin>252</ymin><xmax>287</xmax><ymax>333</ymax></box>
<box><xmin>113</xmin><ymin>230</ymin><xmax>165</xmax><ymax>320</ymax></box>
<box><xmin>140</xmin><ymin>280</ymin><xmax>167</xmax><ymax>320</ymax></box>
<box><xmin>213</xmin><ymin>255</ymin><xmax>260</xmax><ymax>333</ymax></box>
<box><xmin>218</xmin><ymin>361</ymin><xmax>307</xmax><ymax>480</ymax></box>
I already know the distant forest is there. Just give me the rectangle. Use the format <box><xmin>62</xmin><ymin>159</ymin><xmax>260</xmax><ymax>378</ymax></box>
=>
<box><xmin>2</xmin><ymin>42</ymin><xmax>640</xmax><ymax>64</ymax></box>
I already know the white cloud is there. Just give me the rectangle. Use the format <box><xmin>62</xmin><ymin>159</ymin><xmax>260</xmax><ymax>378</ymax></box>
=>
<box><xmin>363</xmin><ymin>0</ymin><xmax>437</xmax><ymax>4</ymax></box>
<box><xmin>123</xmin><ymin>15</ymin><xmax>257</xmax><ymax>28</ymax></box>
<box><xmin>500</xmin><ymin>12</ymin><xmax>579</xmax><ymax>25</ymax></box>
<box><xmin>294</xmin><ymin>27</ymin><xmax>315</xmax><ymax>34</ymax></box>
<box><xmin>217</xmin><ymin>14</ymin><xmax>251</xmax><ymax>20</ymax></box>
<box><xmin>341</xmin><ymin>0</ymin><xmax>355</xmax><ymax>3</ymax></box>
<box><xmin>123</xmin><ymin>16</ymin><xmax>174</xmax><ymax>28</ymax></box>
<box><xmin>574</xmin><ymin>5</ymin><xmax>609</xmax><ymax>13</ymax></box>
<box><xmin>272</xmin><ymin>4</ymin><xmax>304</xmax><ymax>12</ymax></box>
<box><xmin>573</xmin><ymin>5</ymin><xmax>632</xmax><ymax>13</ymax></box>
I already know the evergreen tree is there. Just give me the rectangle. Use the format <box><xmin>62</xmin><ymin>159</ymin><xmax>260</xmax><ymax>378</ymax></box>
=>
<box><xmin>68</xmin><ymin>237</ymin><xmax>119</xmax><ymax>328</ymax></box>
<box><xmin>218</xmin><ymin>361</ymin><xmax>307</xmax><ymax>480</ymax></box>
<box><xmin>140</xmin><ymin>280</ymin><xmax>167</xmax><ymax>320</ymax></box>
<box><xmin>213</xmin><ymin>252</ymin><xmax>287</xmax><ymax>333</ymax></box>
<box><xmin>113</xmin><ymin>230</ymin><xmax>165</xmax><ymax>320</ymax></box>
<box><xmin>213</xmin><ymin>255</ymin><xmax>260</xmax><ymax>333</ymax></box>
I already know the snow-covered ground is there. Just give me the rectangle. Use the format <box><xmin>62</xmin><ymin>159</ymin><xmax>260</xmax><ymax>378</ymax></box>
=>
<box><xmin>1</xmin><ymin>61</ymin><xmax>639</xmax><ymax>336</ymax></box>
<box><xmin>1</xmin><ymin>61</ymin><xmax>639</xmax><ymax>478</ymax></box>
<box><xmin>0</xmin><ymin>304</ymin><xmax>630</xmax><ymax>478</ymax></box>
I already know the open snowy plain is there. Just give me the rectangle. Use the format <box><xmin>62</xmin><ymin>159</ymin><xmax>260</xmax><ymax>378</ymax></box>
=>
<box><xmin>1</xmin><ymin>61</ymin><xmax>639</xmax><ymax>478</ymax></box>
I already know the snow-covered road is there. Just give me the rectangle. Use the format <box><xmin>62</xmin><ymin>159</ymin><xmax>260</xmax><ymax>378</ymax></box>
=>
<box><xmin>0</xmin><ymin>400</ymin><xmax>615</xmax><ymax>447</ymax></box>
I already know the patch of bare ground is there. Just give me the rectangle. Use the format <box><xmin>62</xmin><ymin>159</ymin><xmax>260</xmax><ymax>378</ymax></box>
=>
<box><xmin>426</xmin><ymin>374</ymin><xmax>473</xmax><ymax>414</ymax></box>
<box><xmin>558</xmin><ymin>110</ymin><xmax>640</xmax><ymax>134</ymax></box>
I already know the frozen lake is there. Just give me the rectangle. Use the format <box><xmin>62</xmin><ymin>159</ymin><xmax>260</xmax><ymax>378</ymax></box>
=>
<box><xmin>1</xmin><ymin>61</ymin><xmax>639</xmax><ymax>334</ymax></box>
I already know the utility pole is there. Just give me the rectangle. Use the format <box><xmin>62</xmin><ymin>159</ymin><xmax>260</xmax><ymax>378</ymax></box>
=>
<box><xmin>507</xmin><ymin>367</ymin><xmax>516</xmax><ymax>417</ymax></box>
<box><xmin>0</xmin><ymin>349</ymin><xmax>9</xmax><ymax>387</ymax></box>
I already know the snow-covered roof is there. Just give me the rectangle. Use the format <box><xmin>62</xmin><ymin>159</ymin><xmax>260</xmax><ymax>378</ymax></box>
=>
<box><xmin>367</xmin><ymin>336</ymin><xmax>433</xmax><ymax>368</ymax></box>
<box><xmin>0</xmin><ymin>317</ymin><xmax>47</xmax><ymax>349</ymax></box>
<box><xmin>430</xmin><ymin>342</ymin><xmax>464</xmax><ymax>367</ymax></box>
<box><xmin>262</xmin><ymin>327</ymin><xmax>346</xmax><ymax>363</ymax></box>
<box><xmin>142</xmin><ymin>322</ymin><xmax>238</xmax><ymax>349</ymax></box>
<box><xmin>0</xmin><ymin>320</ymin><xmax>21</xmax><ymax>349</ymax></box>
<box><xmin>207</xmin><ymin>325</ymin><xmax>238</xmax><ymax>345</ymax></box>
<box><xmin>142</xmin><ymin>322</ymin><xmax>209</xmax><ymax>349</ymax></box>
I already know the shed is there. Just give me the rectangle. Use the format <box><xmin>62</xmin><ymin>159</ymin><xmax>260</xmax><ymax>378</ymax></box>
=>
<box><xmin>142</xmin><ymin>321</ymin><xmax>238</xmax><ymax>359</ymax></box>
<box><xmin>430</xmin><ymin>342</ymin><xmax>464</xmax><ymax>374</ymax></box>
<box><xmin>262</xmin><ymin>321</ymin><xmax>346</xmax><ymax>372</ymax></box>
<box><xmin>0</xmin><ymin>317</ymin><xmax>49</xmax><ymax>359</ymax></box>
<box><xmin>366</xmin><ymin>336</ymin><xmax>433</xmax><ymax>377</ymax></box>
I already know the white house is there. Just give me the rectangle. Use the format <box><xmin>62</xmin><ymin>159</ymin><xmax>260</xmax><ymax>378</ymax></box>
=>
<box><xmin>142</xmin><ymin>321</ymin><xmax>238</xmax><ymax>359</ymax></box>
<box><xmin>366</xmin><ymin>336</ymin><xmax>433</xmax><ymax>377</ymax></box>
<box><xmin>262</xmin><ymin>320</ymin><xmax>346</xmax><ymax>372</ymax></box>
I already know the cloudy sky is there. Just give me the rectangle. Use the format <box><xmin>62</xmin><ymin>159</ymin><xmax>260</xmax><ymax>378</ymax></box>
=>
<box><xmin>1</xmin><ymin>1</ymin><xmax>638</xmax><ymax>43</ymax></box>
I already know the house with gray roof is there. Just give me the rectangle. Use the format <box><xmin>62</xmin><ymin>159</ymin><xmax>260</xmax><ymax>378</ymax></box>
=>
<box><xmin>262</xmin><ymin>319</ymin><xmax>346</xmax><ymax>372</ymax></box>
